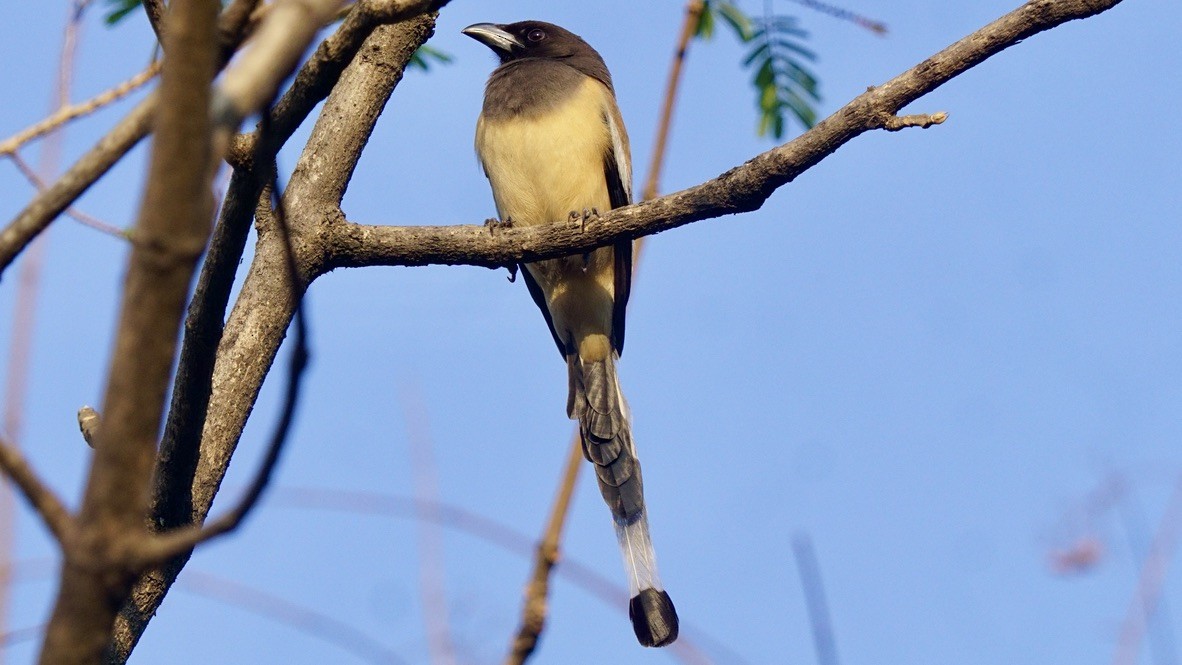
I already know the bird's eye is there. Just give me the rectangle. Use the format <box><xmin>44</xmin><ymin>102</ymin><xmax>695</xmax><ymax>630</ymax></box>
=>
<box><xmin>527</xmin><ymin>28</ymin><xmax>546</xmax><ymax>42</ymax></box>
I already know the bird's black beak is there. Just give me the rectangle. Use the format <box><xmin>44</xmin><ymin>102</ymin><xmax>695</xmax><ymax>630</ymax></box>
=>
<box><xmin>462</xmin><ymin>23</ymin><xmax>522</xmax><ymax>59</ymax></box>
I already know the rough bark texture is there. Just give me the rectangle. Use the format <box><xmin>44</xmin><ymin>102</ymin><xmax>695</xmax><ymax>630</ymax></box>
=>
<box><xmin>106</xmin><ymin>15</ymin><xmax>438</xmax><ymax>662</ymax></box>
<box><xmin>36</xmin><ymin>0</ymin><xmax>219</xmax><ymax>662</ymax></box>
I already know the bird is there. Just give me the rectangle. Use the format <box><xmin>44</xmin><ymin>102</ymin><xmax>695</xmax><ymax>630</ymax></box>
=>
<box><xmin>464</xmin><ymin>20</ymin><xmax>679</xmax><ymax>648</ymax></box>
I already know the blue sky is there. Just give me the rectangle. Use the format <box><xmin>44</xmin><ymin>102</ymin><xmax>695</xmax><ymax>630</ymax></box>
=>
<box><xmin>1</xmin><ymin>1</ymin><xmax>1181</xmax><ymax>663</ymax></box>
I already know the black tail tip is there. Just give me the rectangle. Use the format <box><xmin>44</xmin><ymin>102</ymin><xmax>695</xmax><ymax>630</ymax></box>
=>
<box><xmin>629</xmin><ymin>588</ymin><xmax>679</xmax><ymax>647</ymax></box>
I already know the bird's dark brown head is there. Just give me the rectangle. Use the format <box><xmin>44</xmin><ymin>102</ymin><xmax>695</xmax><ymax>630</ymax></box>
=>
<box><xmin>462</xmin><ymin>21</ymin><xmax>599</xmax><ymax>64</ymax></box>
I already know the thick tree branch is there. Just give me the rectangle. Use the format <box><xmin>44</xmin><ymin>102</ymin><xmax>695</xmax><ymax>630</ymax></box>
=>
<box><xmin>125</xmin><ymin>301</ymin><xmax>309</xmax><ymax>569</ymax></box>
<box><xmin>214</xmin><ymin>0</ymin><xmax>351</xmax><ymax>129</ymax></box>
<box><xmin>214</xmin><ymin>0</ymin><xmax>451</xmax><ymax>132</ymax></box>
<box><xmin>0</xmin><ymin>437</ymin><xmax>74</xmax><ymax>544</ymax></box>
<box><xmin>143</xmin><ymin>0</ymin><xmax>166</xmax><ymax>43</ymax></box>
<box><xmin>37</xmin><ymin>0</ymin><xmax>219</xmax><ymax>661</ymax></box>
<box><xmin>365</xmin><ymin>0</ymin><xmax>450</xmax><ymax>22</ymax></box>
<box><xmin>148</xmin><ymin>0</ymin><xmax>411</xmax><ymax>551</ymax></box>
<box><xmin>107</xmin><ymin>14</ymin><xmax>438</xmax><ymax>661</ymax></box>
<box><xmin>217</xmin><ymin>0</ymin><xmax>263</xmax><ymax>61</ymax></box>
<box><xmin>328</xmin><ymin>0</ymin><xmax>1124</xmax><ymax>272</ymax></box>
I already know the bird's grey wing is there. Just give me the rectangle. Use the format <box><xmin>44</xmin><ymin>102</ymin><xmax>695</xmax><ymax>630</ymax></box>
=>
<box><xmin>520</xmin><ymin>265</ymin><xmax>567</xmax><ymax>357</ymax></box>
<box><xmin>604</xmin><ymin>99</ymin><xmax>633</xmax><ymax>354</ymax></box>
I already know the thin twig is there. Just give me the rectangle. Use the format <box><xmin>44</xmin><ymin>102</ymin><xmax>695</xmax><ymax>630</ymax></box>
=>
<box><xmin>882</xmin><ymin>112</ymin><xmax>947</xmax><ymax>131</ymax></box>
<box><xmin>0</xmin><ymin>93</ymin><xmax>154</xmax><ymax>277</ymax></box>
<box><xmin>505</xmin><ymin>434</ymin><xmax>584</xmax><ymax>665</ymax></box>
<box><xmin>0</xmin><ymin>62</ymin><xmax>161</xmax><ymax>157</ymax></box>
<box><xmin>1113</xmin><ymin>475</ymin><xmax>1182</xmax><ymax>665</ymax></box>
<box><xmin>641</xmin><ymin>0</ymin><xmax>704</xmax><ymax>203</ymax></box>
<box><xmin>0</xmin><ymin>437</ymin><xmax>74</xmax><ymax>545</ymax></box>
<box><xmin>7</xmin><ymin>152</ymin><xmax>127</xmax><ymax>238</ymax></box>
<box><xmin>271</xmin><ymin>488</ymin><xmax>723</xmax><ymax>665</ymax></box>
<box><xmin>1</xmin><ymin>623</ymin><xmax>46</xmax><ymax>649</ymax></box>
<box><xmin>403</xmin><ymin>387</ymin><xmax>457</xmax><ymax>665</ymax></box>
<box><xmin>0</xmin><ymin>1</ymin><xmax>93</xmax><ymax>651</ymax></box>
<box><xmin>1113</xmin><ymin>476</ymin><xmax>1181</xmax><ymax>665</ymax></box>
<box><xmin>214</xmin><ymin>0</ymin><xmax>351</xmax><ymax>129</ymax></box>
<box><xmin>0</xmin><ymin>558</ymin><xmax>407</xmax><ymax>663</ymax></box>
<box><xmin>218</xmin><ymin>0</ymin><xmax>264</xmax><ymax>60</ymax></box>
<box><xmin>179</xmin><ymin>571</ymin><xmax>409</xmax><ymax>665</ymax></box>
<box><xmin>792</xmin><ymin>534</ymin><xmax>840</xmax><ymax>665</ymax></box>
<box><xmin>784</xmin><ymin>0</ymin><xmax>888</xmax><ymax>35</ymax></box>
<box><xmin>0</xmin><ymin>0</ymin><xmax>294</xmax><ymax>279</ymax></box>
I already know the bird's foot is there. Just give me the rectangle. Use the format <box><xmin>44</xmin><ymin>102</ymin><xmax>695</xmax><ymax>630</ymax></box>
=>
<box><xmin>506</xmin><ymin>264</ymin><xmax>519</xmax><ymax>283</ymax></box>
<box><xmin>581</xmin><ymin>208</ymin><xmax>600</xmax><ymax>232</ymax></box>
<box><xmin>567</xmin><ymin>208</ymin><xmax>600</xmax><ymax>232</ymax></box>
<box><xmin>485</xmin><ymin>217</ymin><xmax>513</xmax><ymax>235</ymax></box>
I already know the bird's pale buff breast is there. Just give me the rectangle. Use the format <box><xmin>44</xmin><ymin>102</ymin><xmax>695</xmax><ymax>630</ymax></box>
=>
<box><xmin>475</xmin><ymin>75</ymin><xmax>617</xmax><ymax>357</ymax></box>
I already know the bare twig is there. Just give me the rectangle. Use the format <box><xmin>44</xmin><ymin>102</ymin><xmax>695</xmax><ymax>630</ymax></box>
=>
<box><xmin>329</xmin><ymin>0</ymin><xmax>1125</xmax><ymax>272</ymax></box>
<box><xmin>218</xmin><ymin>0</ymin><xmax>264</xmax><ymax>59</ymax></box>
<box><xmin>0</xmin><ymin>0</ymin><xmax>291</xmax><ymax>279</ymax></box>
<box><xmin>785</xmin><ymin>0</ymin><xmax>889</xmax><ymax>35</ymax></box>
<box><xmin>0</xmin><ymin>62</ymin><xmax>161</xmax><ymax>157</ymax></box>
<box><xmin>272</xmin><ymin>488</ymin><xmax>722</xmax><ymax>664</ymax></box>
<box><xmin>882</xmin><ymin>111</ymin><xmax>947</xmax><ymax>131</ymax></box>
<box><xmin>403</xmin><ymin>387</ymin><xmax>457</xmax><ymax>665</ymax></box>
<box><xmin>214</xmin><ymin>0</ymin><xmax>350</xmax><ymax>130</ymax></box>
<box><xmin>7</xmin><ymin>152</ymin><xmax>127</xmax><ymax>238</ymax></box>
<box><xmin>178</xmin><ymin>572</ymin><xmax>409</xmax><ymax>665</ymax></box>
<box><xmin>0</xmin><ymin>438</ymin><xmax>74</xmax><ymax>545</ymax></box>
<box><xmin>214</xmin><ymin>0</ymin><xmax>457</xmax><ymax>134</ymax></box>
<box><xmin>133</xmin><ymin>9</ymin><xmax>438</xmax><ymax>571</ymax></box>
<box><xmin>144</xmin><ymin>0</ymin><xmax>393</xmax><ymax>538</ymax></box>
<box><xmin>792</xmin><ymin>534</ymin><xmax>840</xmax><ymax>665</ymax></box>
<box><xmin>505</xmin><ymin>434</ymin><xmax>584</xmax><ymax>665</ymax></box>
<box><xmin>0</xmin><ymin>559</ymin><xmax>407</xmax><ymax>663</ymax></box>
<box><xmin>641</xmin><ymin>0</ymin><xmax>704</xmax><ymax>203</ymax></box>
<box><xmin>1</xmin><ymin>623</ymin><xmax>46</xmax><ymax>649</ymax></box>
<box><xmin>1113</xmin><ymin>476</ymin><xmax>1182</xmax><ymax>665</ymax></box>
<box><xmin>364</xmin><ymin>0</ymin><xmax>451</xmax><ymax>22</ymax></box>
<box><xmin>0</xmin><ymin>1</ymin><xmax>94</xmax><ymax>650</ymax></box>
<box><xmin>0</xmin><ymin>94</ymin><xmax>154</xmax><ymax>278</ymax></box>
<box><xmin>1112</xmin><ymin>477</ymin><xmax>1181</xmax><ymax>665</ymax></box>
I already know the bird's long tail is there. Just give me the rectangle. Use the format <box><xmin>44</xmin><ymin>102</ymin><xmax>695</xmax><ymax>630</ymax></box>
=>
<box><xmin>569</xmin><ymin>352</ymin><xmax>679</xmax><ymax>647</ymax></box>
